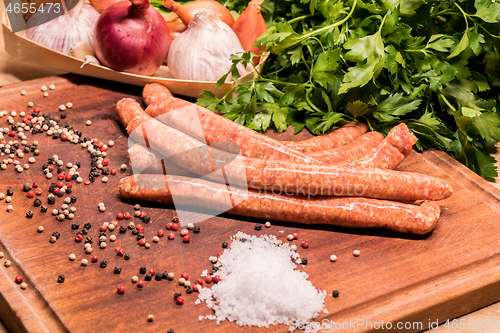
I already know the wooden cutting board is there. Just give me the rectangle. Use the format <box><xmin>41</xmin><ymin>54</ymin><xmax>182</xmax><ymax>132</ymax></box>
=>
<box><xmin>1</xmin><ymin>75</ymin><xmax>500</xmax><ymax>333</ymax></box>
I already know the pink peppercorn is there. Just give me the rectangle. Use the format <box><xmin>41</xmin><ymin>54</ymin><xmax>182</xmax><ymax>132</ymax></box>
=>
<box><xmin>15</xmin><ymin>276</ymin><xmax>23</xmax><ymax>284</ymax></box>
<box><xmin>110</xmin><ymin>169</ymin><xmax>117</xmax><ymax>175</ymax></box>
<box><xmin>111</xmin><ymin>220</ymin><xmax>118</xmax><ymax>227</ymax></box>
<box><xmin>100</xmin><ymin>147</ymin><xmax>107</xmax><ymax>152</ymax></box>
<box><xmin>138</xmin><ymin>239</ymin><xmax>146</xmax><ymax>246</ymax></box>
<box><xmin>301</xmin><ymin>240</ymin><xmax>309</xmax><ymax>248</ymax></box>
<box><xmin>205</xmin><ymin>276</ymin><xmax>212</xmax><ymax>283</ymax></box>
<box><xmin>97</xmin><ymin>142</ymin><xmax>103</xmax><ymax>148</ymax></box>
<box><xmin>123</xmin><ymin>212</ymin><xmax>131</xmax><ymax>219</ymax></box>
<box><xmin>181</xmin><ymin>273</ymin><xmax>189</xmax><ymax>280</ymax></box>
<box><xmin>61</xmin><ymin>134</ymin><xmax>68</xmax><ymax>141</ymax></box>
<box><xmin>8</xmin><ymin>130</ymin><xmax>15</xmax><ymax>137</ymax></box>
<box><xmin>183</xmin><ymin>235</ymin><xmax>191</xmax><ymax>243</ymax></box>
<box><xmin>27</xmin><ymin>190</ymin><xmax>34</xmax><ymax>198</ymax></box>
<box><xmin>116</xmin><ymin>248</ymin><xmax>124</xmax><ymax>256</ymax></box>
<box><xmin>57</xmin><ymin>182</ymin><xmax>64</xmax><ymax>188</ymax></box>
<box><xmin>75</xmin><ymin>235</ymin><xmax>83</xmax><ymax>242</ymax></box>
<box><xmin>292</xmin><ymin>233</ymin><xmax>298</xmax><ymax>240</ymax></box>
<box><xmin>195</xmin><ymin>279</ymin><xmax>203</xmax><ymax>286</ymax></box>
<box><xmin>91</xmin><ymin>255</ymin><xmax>98</xmax><ymax>263</ymax></box>
<box><xmin>137</xmin><ymin>281</ymin><xmax>144</xmax><ymax>288</ymax></box>
<box><xmin>99</xmin><ymin>225</ymin><xmax>107</xmax><ymax>232</ymax></box>
<box><xmin>66</xmin><ymin>174</ymin><xmax>72</xmax><ymax>181</ymax></box>
<box><xmin>57</xmin><ymin>174</ymin><xmax>64</xmax><ymax>180</ymax></box>
<box><xmin>53</xmin><ymin>188</ymin><xmax>60</xmax><ymax>195</ymax></box>
<box><xmin>192</xmin><ymin>284</ymin><xmax>200</xmax><ymax>292</ymax></box>
<box><xmin>166</xmin><ymin>223</ymin><xmax>172</xmax><ymax>230</ymax></box>
<box><xmin>172</xmin><ymin>215</ymin><xmax>179</xmax><ymax>222</ymax></box>
<box><xmin>32</xmin><ymin>182</ymin><xmax>39</xmax><ymax>188</ymax></box>
<box><xmin>35</xmin><ymin>189</ymin><xmax>42</xmax><ymax>196</ymax></box>
<box><xmin>149</xmin><ymin>268</ymin><xmax>156</xmax><ymax>275</ymax></box>
<box><xmin>176</xmin><ymin>296</ymin><xmax>184</xmax><ymax>305</ymax></box>
<box><xmin>65</xmin><ymin>182</ymin><xmax>72</xmax><ymax>188</ymax></box>
<box><xmin>157</xmin><ymin>230</ymin><xmax>164</xmax><ymax>237</ymax></box>
<box><xmin>168</xmin><ymin>232</ymin><xmax>175</xmax><ymax>240</ymax></box>
<box><xmin>213</xmin><ymin>275</ymin><xmax>221</xmax><ymax>283</ymax></box>
<box><xmin>171</xmin><ymin>223</ymin><xmax>179</xmax><ymax>231</ymax></box>
<box><xmin>140</xmin><ymin>211</ymin><xmax>147</xmax><ymax>218</ymax></box>
<box><xmin>136</xmin><ymin>225</ymin><xmax>145</xmax><ymax>233</ymax></box>
<box><xmin>117</xmin><ymin>286</ymin><xmax>125</xmax><ymax>294</ymax></box>
<box><xmin>102</xmin><ymin>159</ymin><xmax>108</xmax><ymax>166</ymax></box>
<box><xmin>85</xmin><ymin>181</ymin><xmax>90</xmax><ymax>185</ymax></box>
<box><xmin>117</xmin><ymin>213</ymin><xmax>124</xmax><ymax>220</ymax></box>
<box><xmin>180</xmin><ymin>229</ymin><xmax>189</xmax><ymax>236</ymax></box>
<box><xmin>218</xmin><ymin>251</ymin><xmax>224</xmax><ymax>258</ymax></box>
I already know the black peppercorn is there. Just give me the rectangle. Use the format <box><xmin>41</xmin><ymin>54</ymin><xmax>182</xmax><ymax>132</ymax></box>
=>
<box><xmin>65</xmin><ymin>188</ymin><xmax>72</xmax><ymax>194</ymax></box>
<box><xmin>23</xmin><ymin>183</ymin><xmax>31</xmax><ymax>192</ymax></box>
<box><xmin>52</xmin><ymin>232</ymin><xmax>61</xmax><ymax>239</ymax></box>
<box><xmin>162</xmin><ymin>272</ymin><xmax>168</xmax><ymax>280</ymax></box>
<box><xmin>301</xmin><ymin>258</ymin><xmax>308</xmax><ymax>265</ymax></box>
<box><xmin>85</xmin><ymin>235</ymin><xmax>93</xmax><ymax>244</ymax></box>
<box><xmin>76</xmin><ymin>231</ymin><xmax>82</xmax><ymax>236</ymax></box>
<box><xmin>57</xmin><ymin>166</ymin><xmax>64</xmax><ymax>173</ymax></box>
<box><xmin>33</xmin><ymin>199</ymin><xmax>42</xmax><ymax>207</ymax></box>
<box><xmin>139</xmin><ymin>266</ymin><xmax>147</xmax><ymax>274</ymax></box>
<box><xmin>254</xmin><ymin>223</ymin><xmax>262</xmax><ymax>231</ymax></box>
<box><xmin>42</xmin><ymin>163</ymin><xmax>49</xmax><ymax>170</ymax></box>
<box><xmin>72</xmin><ymin>174</ymin><xmax>78</xmax><ymax>180</ymax></box>
<box><xmin>57</xmin><ymin>275</ymin><xmax>65</xmax><ymax>283</ymax></box>
<box><xmin>142</xmin><ymin>216</ymin><xmax>151</xmax><ymax>223</ymax></box>
<box><xmin>212</xmin><ymin>266</ymin><xmax>219</xmax><ymax>272</ymax></box>
<box><xmin>137</xmin><ymin>233</ymin><xmax>144</xmax><ymax>241</ymax></box>
<box><xmin>81</xmin><ymin>228</ymin><xmax>88</xmax><ymax>235</ymax></box>
<box><xmin>75</xmin><ymin>162</ymin><xmax>81</xmax><ymax>168</ymax></box>
<box><xmin>222</xmin><ymin>242</ymin><xmax>228</xmax><ymax>248</ymax></box>
<box><xmin>155</xmin><ymin>273</ymin><xmax>163</xmax><ymax>281</ymax></box>
<box><xmin>70</xmin><ymin>196</ymin><xmax>77</xmax><ymax>203</ymax></box>
<box><xmin>60</xmin><ymin>112</ymin><xmax>66</xmax><ymax>119</ymax></box>
<box><xmin>193</xmin><ymin>226</ymin><xmax>200</xmax><ymax>233</ymax></box>
<box><xmin>6</xmin><ymin>188</ymin><xmax>13</xmax><ymax>196</ymax></box>
<box><xmin>145</xmin><ymin>273</ymin><xmax>153</xmax><ymax>281</ymax></box>
<box><xmin>23</xmin><ymin>147</ymin><xmax>30</xmax><ymax>154</ymax></box>
<box><xmin>57</xmin><ymin>191</ymin><xmax>64</xmax><ymax>197</ymax></box>
<box><xmin>83</xmin><ymin>222</ymin><xmax>91</xmax><ymax>229</ymax></box>
<box><xmin>26</xmin><ymin>210</ymin><xmax>33</xmax><ymax>218</ymax></box>
<box><xmin>173</xmin><ymin>293</ymin><xmax>181</xmax><ymax>301</ymax></box>
<box><xmin>99</xmin><ymin>231</ymin><xmax>106</xmax><ymax>237</ymax></box>
<box><xmin>119</xmin><ymin>226</ymin><xmax>126</xmax><ymax>233</ymax></box>
<box><xmin>47</xmin><ymin>196</ymin><xmax>56</xmax><ymax>205</ymax></box>
<box><xmin>114</xmin><ymin>267</ymin><xmax>122</xmax><ymax>274</ymax></box>
<box><xmin>167</xmin><ymin>329</ymin><xmax>174</xmax><ymax>333</ymax></box>
<box><xmin>100</xmin><ymin>261</ymin><xmax>107</xmax><ymax>268</ymax></box>
<box><xmin>186</xmin><ymin>286</ymin><xmax>193</xmax><ymax>294</ymax></box>
<box><xmin>71</xmin><ymin>222</ymin><xmax>79</xmax><ymax>230</ymax></box>
<box><xmin>123</xmin><ymin>254</ymin><xmax>130</xmax><ymax>260</ymax></box>
<box><xmin>40</xmin><ymin>205</ymin><xmax>48</xmax><ymax>213</ymax></box>
<box><xmin>131</xmin><ymin>229</ymin><xmax>138</xmax><ymax>235</ymax></box>
<box><xmin>332</xmin><ymin>290</ymin><xmax>340</xmax><ymax>298</ymax></box>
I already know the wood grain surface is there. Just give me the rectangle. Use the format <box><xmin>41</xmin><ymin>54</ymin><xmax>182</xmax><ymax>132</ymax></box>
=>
<box><xmin>1</xmin><ymin>75</ymin><xmax>500</xmax><ymax>333</ymax></box>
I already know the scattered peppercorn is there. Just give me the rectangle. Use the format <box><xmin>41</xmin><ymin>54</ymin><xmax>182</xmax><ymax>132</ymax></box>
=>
<box><xmin>123</xmin><ymin>253</ymin><xmax>130</xmax><ymax>260</ymax></box>
<box><xmin>6</xmin><ymin>188</ymin><xmax>13</xmax><ymax>196</ymax></box>
<box><xmin>23</xmin><ymin>182</ymin><xmax>32</xmax><ymax>192</ymax></box>
<box><xmin>57</xmin><ymin>275</ymin><xmax>65</xmax><ymax>283</ymax></box>
<box><xmin>139</xmin><ymin>266</ymin><xmax>147</xmax><ymax>274</ymax></box>
<box><xmin>114</xmin><ymin>267</ymin><xmax>122</xmax><ymax>274</ymax></box>
<box><xmin>193</xmin><ymin>226</ymin><xmax>200</xmax><ymax>234</ymax></box>
<box><xmin>353</xmin><ymin>250</ymin><xmax>360</xmax><ymax>257</ymax></box>
<box><xmin>155</xmin><ymin>273</ymin><xmax>163</xmax><ymax>281</ymax></box>
<box><xmin>186</xmin><ymin>286</ymin><xmax>194</xmax><ymax>294</ymax></box>
<box><xmin>145</xmin><ymin>273</ymin><xmax>153</xmax><ymax>281</ymax></box>
<box><xmin>301</xmin><ymin>258</ymin><xmax>308</xmax><ymax>265</ymax></box>
<box><xmin>254</xmin><ymin>223</ymin><xmax>262</xmax><ymax>231</ymax></box>
<box><xmin>100</xmin><ymin>261</ymin><xmax>107</xmax><ymax>268</ymax></box>
<box><xmin>37</xmin><ymin>226</ymin><xmax>44</xmax><ymax>233</ymax></box>
<box><xmin>34</xmin><ymin>199</ymin><xmax>41</xmax><ymax>207</ymax></box>
<box><xmin>26</xmin><ymin>210</ymin><xmax>33</xmax><ymax>218</ymax></box>
<box><xmin>173</xmin><ymin>292</ymin><xmax>181</xmax><ymax>301</ymax></box>
<box><xmin>117</xmin><ymin>286</ymin><xmax>125</xmax><ymax>295</ymax></box>
<box><xmin>332</xmin><ymin>290</ymin><xmax>340</xmax><ymax>298</ymax></box>
<box><xmin>71</xmin><ymin>222</ymin><xmax>79</xmax><ymax>230</ymax></box>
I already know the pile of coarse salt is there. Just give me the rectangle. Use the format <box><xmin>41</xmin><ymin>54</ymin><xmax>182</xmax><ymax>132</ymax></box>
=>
<box><xmin>196</xmin><ymin>232</ymin><xmax>326</xmax><ymax>328</ymax></box>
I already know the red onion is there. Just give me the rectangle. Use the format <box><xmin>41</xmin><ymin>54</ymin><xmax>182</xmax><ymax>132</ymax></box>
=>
<box><xmin>93</xmin><ymin>0</ymin><xmax>170</xmax><ymax>76</ymax></box>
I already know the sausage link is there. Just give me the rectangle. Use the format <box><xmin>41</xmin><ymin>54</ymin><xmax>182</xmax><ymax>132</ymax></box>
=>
<box><xmin>118</xmin><ymin>98</ymin><xmax>453</xmax><ymax>201</ymax></box>
<box><xmin>339</xmin><ymin>123</ymin><xmax>418</xmax><ymax>169</ymax></box>
<box><xmin>282</xmin><ymin>122</ymin><xmax>369</xmax><ymax>153</ymax></box>
<box><xmin>128</xmin><ymin>143</ymin><xmax>197</xmax><ymax>177</ymax></box>
<box><xmin>143</xmin><ymin>83</ymin><xmax>173</xmax><ymax>106</ymax></box>
<box><xmin>143</xmin><ymin>84</ymin><xmax>319</xmax><ymax>163</ymax></box>
<box><xmin>310</xmin><ymin>132</ymin><xmax>384</xmax><ymax>164</ymax></box>
<box><xmin>119</xmin><ymin>174</ymin><xmax>441</xmax><ymax>234</ymax></box>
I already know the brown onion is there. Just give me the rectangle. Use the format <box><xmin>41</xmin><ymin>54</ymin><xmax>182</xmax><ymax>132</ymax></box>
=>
<box><xmin>162</xmin><ymin>0</ymin><xmax>234</xmax><ymax>27</ymax></box>
<box><xmin>232</xmin><ymin>0</ymin><xmax>266</xmax><ymax>66</ymax></box>
<box><xmin>93</xmin><ymin>0</ymin><xmax>170</xmax><ymax>75</ymax></box>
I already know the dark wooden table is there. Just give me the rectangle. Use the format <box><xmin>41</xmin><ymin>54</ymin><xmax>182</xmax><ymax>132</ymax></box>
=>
<box><xmin>1</xmin><ymin>75</ymin><xmax>500</xmax><ymax>333</ymax></box>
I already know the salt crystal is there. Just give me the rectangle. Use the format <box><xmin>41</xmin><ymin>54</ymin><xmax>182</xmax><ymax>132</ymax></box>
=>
<box><xmin>200</xmin><ymin>269</ymin><xmax>208</xmax><ymax>277</ymax></box>
<box><xmin>197</xmin><ymin>232</ymin><xmax>325</xmax><ymax>328</ymax></box>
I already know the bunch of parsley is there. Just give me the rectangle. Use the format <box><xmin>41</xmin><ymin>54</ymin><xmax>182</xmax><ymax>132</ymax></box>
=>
<box><xmin>196</xmin><ymin>0</ymin><xmax>500</xmax><ymax>179</ymax></box>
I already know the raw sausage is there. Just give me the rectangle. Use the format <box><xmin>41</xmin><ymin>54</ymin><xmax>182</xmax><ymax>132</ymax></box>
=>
<box><xmin>142</xmin><ymin>84</ymin><xmax>320</xmax><ymax>164</ymax></box>
<box><xmin>128</xmin><ymin>143</ymin><xmax>197</xmax><ymax>177</ymax></box>
<box><xmin>282</xmin><ymin>122</ymin><xmax>369</xmax><ymax>153</ymax></box>
<box><xmin>119</xmin><ymin>174</ymin><xmax>442</xmax><ymax>235</ymax></box>
<box><xmin>117</xmin><ymin>98</ymin><xmax>453</xmax><ymax>201</ymax></box>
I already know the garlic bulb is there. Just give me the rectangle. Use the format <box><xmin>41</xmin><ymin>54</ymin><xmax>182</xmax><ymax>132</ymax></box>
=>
<box><xmin>167</xmin><ymin>11</ymin><xmax>251</xmax><ymax>82</ymax></box>
<box><xmin>26</xmin><ymin>0</ymin><xmax>99</xmax><ymax>55</ymax></box>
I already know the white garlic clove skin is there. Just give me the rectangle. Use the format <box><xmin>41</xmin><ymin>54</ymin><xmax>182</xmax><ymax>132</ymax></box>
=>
<box><xmin>167</xmin><ymin>10</ymin><xmax>252</xmax><ymax>82</ymax></box>
<box><xmin>70</xmin><ymin>41</ymin><xmax>96</xmax><ymax>61</ymax></box>
<box><xmin>80</xmin><ymin>55</ymin><xmax>101</xmax><ymax>69</ymax></box>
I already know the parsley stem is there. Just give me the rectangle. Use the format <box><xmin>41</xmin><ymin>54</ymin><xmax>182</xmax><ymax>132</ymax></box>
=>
<box><xmin>305</xmin><ymin>88</ymin><xmax>323</xmax><ymax>114</ymax></box>
<box><xmin>439</xmin><ymin>93</ymin><xmax>457</xmax><ymax>113</ymax></box>
<box><xmin>288</xmin><ymin>14</ymin><xmax>312</xmax><ymax>25</ymax></box>
<box><xmin>299</xmin><ymin>0</ymin><xmax>358</xmax><ymax>44</ymax></box>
